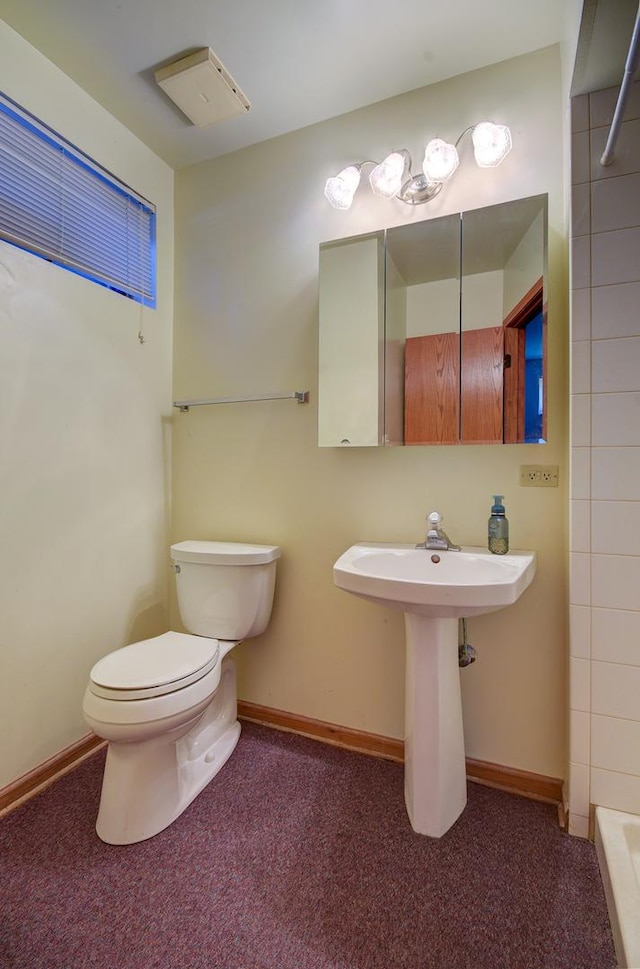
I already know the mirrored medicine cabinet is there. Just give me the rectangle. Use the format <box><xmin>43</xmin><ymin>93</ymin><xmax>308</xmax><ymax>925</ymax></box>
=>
<box><xmin>318</xmin><ymin>194</ymin><xmax>547</xmax><ymax>447</ymax></box>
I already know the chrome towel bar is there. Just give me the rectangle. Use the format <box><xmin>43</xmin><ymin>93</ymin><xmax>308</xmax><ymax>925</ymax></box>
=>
<box><xmin>173</xmin><ymin>390</ymin><xmax>309</xmax><ymax>412</ymax></box>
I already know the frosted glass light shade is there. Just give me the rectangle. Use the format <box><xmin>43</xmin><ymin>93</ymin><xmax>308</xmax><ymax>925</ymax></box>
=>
<box><xmin>369</xmin><ymin>152</ymin><xmax>406</xmax><ymax>198</ymax></box>
<box><xmin>324</xmin><ymin>166</ymin><xmax>361</xmax><ymax>209</ymax></box>
<box><xmin>472</xmin><ymin>122</ymin><xmax>512</xmax><ymax>168</ymax></box>
<box><xmin>422</xmin><ymin>138</ymin><xmax>459</xmax><ymax>182</ymax></box>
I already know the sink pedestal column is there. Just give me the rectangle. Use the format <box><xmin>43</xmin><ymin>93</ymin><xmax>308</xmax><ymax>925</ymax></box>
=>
<box><xmin>403</xmin><ymin>614</ymin><xmax>467</xmax><ymax>837</ymax></box>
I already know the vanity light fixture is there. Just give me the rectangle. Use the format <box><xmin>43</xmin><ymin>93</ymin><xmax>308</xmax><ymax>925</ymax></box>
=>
<box><xmin>324</xmin><ymin>121</ymin><xmax>512</xmax><ymax>210</ymax></box>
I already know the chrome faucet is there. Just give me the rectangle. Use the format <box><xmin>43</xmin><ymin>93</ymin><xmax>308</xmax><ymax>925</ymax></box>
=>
<box><xmin>416</xmin><ymin>511</ymin><xmax>461</xmax><ymax>551</ymax></box>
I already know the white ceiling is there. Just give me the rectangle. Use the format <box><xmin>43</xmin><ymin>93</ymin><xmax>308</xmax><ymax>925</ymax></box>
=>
<box><xmin>0</xmin><ymin>0</ymin><xmax>571</xmax><ymax>170</ymax></box>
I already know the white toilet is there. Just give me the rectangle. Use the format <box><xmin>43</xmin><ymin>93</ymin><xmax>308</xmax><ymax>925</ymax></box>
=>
<box><xmin>82</xmin><ymin>540</ymin><xmax>280</xmax><ymax>845</ymax></box>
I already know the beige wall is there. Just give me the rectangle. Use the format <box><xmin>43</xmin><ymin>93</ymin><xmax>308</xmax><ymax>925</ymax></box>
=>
<box><xmin>173</xmin><ymin>46</ymin><xmax>569</xmax><ymax>778</ymax></box>
<box><xmin>503</xmin><ymin>211</ymin><xmax>546</xmax><ymax>314</ymax></box>
<box><xmin>568</xmin><ymin>81</ymin><xmax>640</xmax><ymax>836</ymax></box>
<box><xmin>0</xmin><ymin>22</ymin><xmax>174</xmax><ymax>787</ymax></box>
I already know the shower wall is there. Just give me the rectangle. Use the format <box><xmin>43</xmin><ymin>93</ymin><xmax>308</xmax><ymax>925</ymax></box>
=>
<box><xmin>569</xmin><ymin>79</ymin><xmax>640</xmax><ymax>837</ymax></box>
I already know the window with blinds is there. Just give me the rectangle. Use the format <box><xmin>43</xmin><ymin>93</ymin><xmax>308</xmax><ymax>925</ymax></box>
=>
<box><xmin>0</xmin><ymin>91</ymin><xmax>156</xmax><ymax>308</ymax></box>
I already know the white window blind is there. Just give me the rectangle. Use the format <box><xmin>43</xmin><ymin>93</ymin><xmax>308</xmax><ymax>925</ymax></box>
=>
<box><xmin>0</xmin><ymin>92</ymin><xmax>156</xmax><ymax>307</ymax></box>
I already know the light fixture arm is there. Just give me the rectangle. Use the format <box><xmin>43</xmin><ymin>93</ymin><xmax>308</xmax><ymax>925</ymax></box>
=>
<box><xmin>454</xmin><ymin>125</ymin><xmax>476</xmax><ymax>148</ymax></box>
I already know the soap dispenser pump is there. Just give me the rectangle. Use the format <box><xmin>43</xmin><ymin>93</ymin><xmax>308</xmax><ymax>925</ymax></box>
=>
<box><xmin>488</xmin><ymin>495</ymin><xmax>509</xmax><ymax>555</ymax></box>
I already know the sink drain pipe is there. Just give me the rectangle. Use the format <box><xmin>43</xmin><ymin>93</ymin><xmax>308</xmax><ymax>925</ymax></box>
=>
<box><xmin>458</xmin><ymin>618</ymin><xmax>476</xmax><ymax>667</ymax></box>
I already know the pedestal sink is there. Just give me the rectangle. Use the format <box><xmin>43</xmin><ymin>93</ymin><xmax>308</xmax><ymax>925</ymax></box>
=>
<box><xmin>333</xmin><ymin>543</ymin><xmax>536</xmax><ymax>838</ymax></box>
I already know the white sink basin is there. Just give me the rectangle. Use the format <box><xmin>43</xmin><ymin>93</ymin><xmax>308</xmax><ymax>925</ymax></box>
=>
<box><xmin>333</xmin><ymin>543</ymin><xmax>536</xmax><ymax>618</ymax></box>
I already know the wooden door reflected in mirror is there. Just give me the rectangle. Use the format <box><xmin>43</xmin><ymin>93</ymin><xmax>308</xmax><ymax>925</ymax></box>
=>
<box><xmin>387</xmin><ymin>214</ymin><xmax>461</xmax><ymax>445</ymax></box>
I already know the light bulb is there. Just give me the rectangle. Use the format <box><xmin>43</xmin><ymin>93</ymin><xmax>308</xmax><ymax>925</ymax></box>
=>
<box><xmin>369</xmin><ymin>152</ymin><xmax>406</xmax><ymax>198</ymax></box>
<box><xmin>422</xmin><ymin>138</ymin><xmax>459</xmax><ymax>183</ymax></box>
<box><xmin>472</xmin><ymin>122</ymin><xmax>512</xmax><ymax>168</ymax></box>
<box><xmin>324</xmin><ymin>166</ymin><xmax>361</xmax><ymax>210</ymax></box>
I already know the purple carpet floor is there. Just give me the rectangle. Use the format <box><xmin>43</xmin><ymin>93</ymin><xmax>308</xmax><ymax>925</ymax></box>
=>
<box><xmin>1</xmin><ymin>722</ymin><xmax>615</xmax><ymax>969</ymax></box>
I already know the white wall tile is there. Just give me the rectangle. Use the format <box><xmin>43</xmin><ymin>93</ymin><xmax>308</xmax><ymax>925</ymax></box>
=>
<box><xmin>572</xmin><ymin>235</ymin><xmax>591</xmax><ymax>289</ymax></box>
<box><xmin>568</xmin><ymin>813</ymin><xmax>590</xmax><ymax>838</ymax></box>
<box><xmin>572</xmin><ymin>183</ymin><xmax>591</xmax><ymax>237</ymax></box>
<box><xmin>591</xmin><ymin>766</ymin><xmax>640</xmax><ymax>814</ymax></box>
<box><xmin>571</xmin><ymin>447</ymin><xmax>590</xmax><ymax>500</ymax></box>
<box><xmin>593</xmin><ymin>337</ymin><xmax>640</xmax><ymax>393</ymax></box>
<box><xmin>569</xmin><ymin>762</ymin><xmax>590</xmax><ymax>816</ymax></box>
<box><xmin>592</xmin><ymin>281</ymin><xmax>640</xmax><ymax>340</ymax></box>
<box><xmin>592</xmin><ymin>553</ymin><xmax>640</xmax><ymax>610</ymax></box>
<box><xmin>592</xmin><ymin>500</ymin><xmax>640</xmax><ymax>555</ymax></box>
<box><xmin>570</xmin><ymin>709</ymin><xmax>590</xmax><ymax>764</ymax></box>
<box><xmin>570</xmin><ymin>603</ymin><xmax>591</xmax><ymax>659</ymax></box>
<box><xmin>592</xmin><ymin>714</ymin><xmax>640</xmax><ymax>775</ymax></box>
<box><xmin>572</xmin><ymin>94</ymin><xmax>590</xmax><ymax>134</ymax></box>
<box><xmin>572</xmin><ymin>288</ymin><xmax>591</xmax><ymax>342</ymax></box>
<box><xmin>571</xmin><ymin>394</ymin><xmax>591</xmax><ymax>447</ymax></box>
<box><xmin>592</xmin><ymin>227</ymin><xmax>640</xmax><ymax>286</ymax></box>
<box><xmin>571</xmin><ymin>499</ymin><xmax>591</xmax><ymax>553</ymax></box>
<box><xmin>590</xmin><ymin>82</ymin><xmax>640</xmax><ymax>128</ymax></box>
<box><xmin>592</xmin><ymin>392</ymin><xmax>640</xmax><ymax>446</ymax></box>
<box><xmin>571</xmin><ymin>340</ymin><xmax>591</xmax><ymax>394</ymax></box>
<box><xmin>592</xmin><ymin>607</ymin><xmax>640</xmax><ymax>666</ymax></box>
<box><xmin>572</xmin><ymin>130</ymin><xmax>591</xmax><ymax>185</ymax></box>
<box><xmin>590</xmin><ymin>118</ymin><xmax>640</xmax><ymax>179</ymax></box>
<box><xmin>592</xmin><ymin>661</ymin><xmax>640</xmax><ymax>720</ymax></box>
<box><xmin>570</xmin><ymin>656</ymin><xmax>591</xmax><ymax>711</ymax></box>
<box><xmin>570</xmin><ymin>552</ymin><xmax>591</xmax><ymax>606</ymax></box>
<box><xmin>592</xmin><ymin>173</ymin><xmax>640</xmax><ymax>232</ymax></box>
<box><xmin>593</xmin><ymin>447</ymin><xmax>640</xmax><ymax>500</ymax></box>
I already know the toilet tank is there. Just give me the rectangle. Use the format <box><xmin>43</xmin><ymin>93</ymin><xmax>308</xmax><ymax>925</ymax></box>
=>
<box><xmin>170</xmin><ymin>541</ymin><xmax>280</xmax><ymax>640</ymax></box>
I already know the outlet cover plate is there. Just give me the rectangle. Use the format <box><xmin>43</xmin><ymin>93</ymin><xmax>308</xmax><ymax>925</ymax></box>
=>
<box><xmin>520</xmin><ymin>464</ymin><xmax>559</xmax><ymax>487</ymax></box>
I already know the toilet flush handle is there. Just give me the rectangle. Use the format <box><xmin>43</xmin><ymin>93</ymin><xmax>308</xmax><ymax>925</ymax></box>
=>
<box><xmin>172</xmin><ymin>563</ymin><xmax>181</xmax><ymax>573</ymax></box>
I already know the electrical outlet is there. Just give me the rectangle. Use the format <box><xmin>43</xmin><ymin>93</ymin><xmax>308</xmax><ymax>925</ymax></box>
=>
<box><xmin>522</xmin><ymin>466</ymin><xmax>541</xmax><ymax>484</ymax></box>
<box><xmin>520</xmin><ymin>464</ymin><xmax>559</xmax><ymax>487</ymax></box>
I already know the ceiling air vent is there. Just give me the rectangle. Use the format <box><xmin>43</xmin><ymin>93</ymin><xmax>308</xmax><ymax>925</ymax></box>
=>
<box><xmin>154</xmin><ymin>48</ymin><xmax>250</xmax><ymax>127</ymax></box>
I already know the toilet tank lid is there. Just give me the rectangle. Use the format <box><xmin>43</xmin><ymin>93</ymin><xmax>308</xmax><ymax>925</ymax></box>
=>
<box><xmin>170</xmin><ymin>540</ymin><xmax>281</xmax><ymax>565</ymax></box>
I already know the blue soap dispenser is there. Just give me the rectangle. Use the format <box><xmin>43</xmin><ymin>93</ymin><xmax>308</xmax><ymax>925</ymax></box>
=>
<box><xmin>488</xmin><ymin>495</ymin><xmax>509</xmax><ymax>555</ymax></box>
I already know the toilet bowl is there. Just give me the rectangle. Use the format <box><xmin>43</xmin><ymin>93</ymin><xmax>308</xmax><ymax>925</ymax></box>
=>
<box><xmin>82</xmin><ymin>541</ymin><xmax>280</xmax><ymax>845</ymax></box>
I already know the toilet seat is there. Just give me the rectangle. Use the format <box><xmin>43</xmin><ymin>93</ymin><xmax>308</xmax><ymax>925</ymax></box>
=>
<box><xmin>89</xmin><ymin>632</ymin><xmax>219</xmax><ymax>701</ymax></box>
